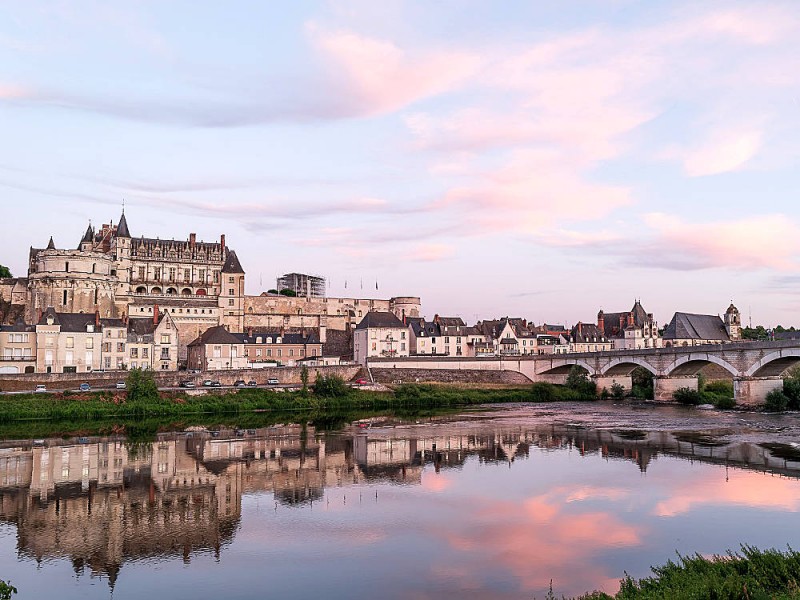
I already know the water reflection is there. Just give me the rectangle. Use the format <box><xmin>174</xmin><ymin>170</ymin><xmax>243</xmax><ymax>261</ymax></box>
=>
<box><xmin>0</xmin><ymin>416</ymin><xmax>799</xmax><ymax>597</ymax></box>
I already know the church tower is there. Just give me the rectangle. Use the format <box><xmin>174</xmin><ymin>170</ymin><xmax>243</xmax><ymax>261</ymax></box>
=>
<box><xmin>724</xmin><ymin>303</ymin><xmax>741</xmax><ymax>341</ymax></box>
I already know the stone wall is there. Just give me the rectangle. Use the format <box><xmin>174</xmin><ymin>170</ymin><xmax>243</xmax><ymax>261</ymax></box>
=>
<box><xmin>733</xmin><ymin>377</ymin><xmax>784</xmax><ymax>407</ymax></box>
<box><xmin>0</xmin><ymin>365</ymin><xmax>364</xmax><ymax>392</ymax></box>
<box><xmin>370</xmin><ymin>368</ymin><xmax>532</xmax><ymax>385</ymax></box>
<box><xmin>653</xmin><ymin>376</ymin><xmax>698</xmax><ymax>401</ymax></box>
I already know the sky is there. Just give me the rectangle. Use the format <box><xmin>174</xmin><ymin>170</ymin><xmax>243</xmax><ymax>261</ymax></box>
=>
<box><xmin>1</xmin><ymin>1</ymin><xmax>799</xmax><ymax>327</ymax></box>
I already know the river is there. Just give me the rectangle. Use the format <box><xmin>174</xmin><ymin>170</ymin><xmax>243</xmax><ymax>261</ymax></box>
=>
<box><xmin>1</xmin><ymin>402</ymin><xmax>799</xmax><ymax>599</ymax></box>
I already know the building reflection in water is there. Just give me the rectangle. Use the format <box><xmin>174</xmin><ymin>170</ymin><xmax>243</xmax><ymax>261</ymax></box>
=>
<box><xmin>0</xmin><ymin>420</ymin><xmax>798</xmax><ymax>589</ymax></box>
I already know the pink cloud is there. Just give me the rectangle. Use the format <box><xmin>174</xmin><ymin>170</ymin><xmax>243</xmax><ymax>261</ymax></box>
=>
<box><xmin>643</xmin><ymin>212</ymin><xmax>800</xmax><ymax>270</ymax></box>
<box><xmin>409</xmin><ymin>243</ymin><xmax>454</xmax><ymax>263</ymax></box>
<box><xmin>309</xmin><ymin>26</ymin><xmax>482</xmax><ymax>116</ymax></box>
<box><xmin>682</xmin><ymin>128</ymin><xmax>763</xmax><ymax>176</ymax></box>
<box><xmin>0</xmin><ymin>84</ymin><xmax>30</xmax><ymax>99</ymax></box>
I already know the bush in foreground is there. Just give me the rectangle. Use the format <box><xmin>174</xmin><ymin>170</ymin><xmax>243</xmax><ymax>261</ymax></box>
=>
<box><xmin>312</xmin><ymin>373</ymin><xmax>350</xmax><ymax>398</ymax></box>
<box><xmin>765</xmin><ymin>388</ymin><xmax>790</xmax><ymax>412</ymax></box>
<box><xmin>542</xmin><ymin>546</ymin><xmax>800</xmax><ymax>600</ymax></box>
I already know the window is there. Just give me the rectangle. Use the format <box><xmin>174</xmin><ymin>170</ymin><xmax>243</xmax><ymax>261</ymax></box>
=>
<box><xmin>65</xmin><ymin>262</ymin><xmax>69</xmax><ymax>272</ymax></box>
<box><xmin>66</xmin><ymin>337</ymin><xmax>74</xmax><ymax>349</ymax></box>
<box><xmin>228</xmin><ymin>276</ymin><xmax>235</xmax><ymax>283</ymax></box>
<box><xmin>199</xmin><ymin>269</ymin><xmax>205</xmax><ymax>281</ymax></box>
<box><xmin>161</xmin><ymin>335</ymin><xmax>170</xmax><ymax>344</ymax></box>
<box><xmin>117</xmin><ymin>342</ymin><xmax>124</xmax><ymax>352</ymax></box>
<box><xmin>104</xmin><ymin>357</ymin><xmax>111</xmax><ymax>369</ymax></box>
<box><xmin>65</xmin><ymin>350</ymin><xmax>73</xmax><ymax>365</ymax></box>
<box><xmin>277</xmin><ymin>349</ymin><xmax>282</xmax><ymax>357</ymax></box>
<box><xmin>102</xmin><ymin>342</ymin><xmax>111</xmax><ymax>352</ymax></box>
<box><xmin>161</xmin><ymin>348</ymin><xmax>170</xmax><ymax>360</ymax></box>
<box><xmin>138</xmin><ymin>266</ymin><xmax>146</xmax><ymax>280</ymax></box>
<box><xmin>213</xmin><ymin>271</ymin><xmax>220</xmax><ymax>283</ymax></box>
<box><xmin>86</xmin><ymin>338</ymin><xmax>93</xmax><ymax>349</ymax></box>
<box><xmin>401</xmin><ymin>331</ymin><xmax>406</xmax><ymax>339</ymax></box>
<box><xmin>228</xmin><ymin>288</ymin><xmax>234</xmax><ymax>295</ymax></box>
<box><xmin>45</xmin><ymin>350</ymin><xmax>53</xmax><ymax>365</ymax></box>
<box><xmin>266</xmin><ymin>348</ymin><xmax>272</xmax><ymax>357</ymax></box>
<box><xmin>213</xmin><ymin>346</ymin><xmax>221</xmax><ymax>358</ymax></box>
<box><xmin>142</xmin><ymin>348</ymin><xmax>149</xmax><ymax>359</ymax></box>
<box><xmin>400</xmin><ymin>343</ymin><xmax>406</xmax><ymax>351</ymax></box>
<box><xmin>228</xmin><ymin>299</ymin><xmax>234</xmax><ymax>306</ymax></box>
<box><xmin>289</xmin><ymin>349</ymin><xmax>294</xmax><ymax>357</ymax></box>
<box><xmin>63</xmin><ymin>290</ymin><xmax>67</xmax><ymax>305</ymax></box>
<box><xmin>184</xmin><ymin>268</ymin><xmax>190</xmax><ymax>282</ymax></box>
<box><xmin>85</xmin><ymin>350</ymin><xmax>93</xmax><ymax>365</ymax></box>
<box><xmin>130</xmin><ymin>348</ymin><xmax>139</xmax><ymax>358</ymax></box>
<box><xmin>256</xmin><ymin>349</ymin><xmax>261</xmax><ymax>357</ymax></box>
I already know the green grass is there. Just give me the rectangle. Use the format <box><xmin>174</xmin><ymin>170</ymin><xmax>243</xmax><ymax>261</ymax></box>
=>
<box><xmin>545</xmin><ymin>546</ymin><xmax>800</xmax><ymax>600</ymax></box>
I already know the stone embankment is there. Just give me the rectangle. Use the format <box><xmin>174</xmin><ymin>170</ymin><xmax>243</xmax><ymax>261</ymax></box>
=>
<box><xmin>0</xmin><ymin>365</ymin><xmax>364</xmax><ymax>392</ymax></box>
<box><xmin>370</xmin><ymin>368</ymin><xmax>532</xmax><ymax>386</ymax></box>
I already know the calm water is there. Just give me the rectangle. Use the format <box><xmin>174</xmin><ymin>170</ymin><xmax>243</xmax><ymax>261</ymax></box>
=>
<box><xmin>1</xmin><ymin>403</ymin><xmax>800</xmax><ymax>599</ymax></box>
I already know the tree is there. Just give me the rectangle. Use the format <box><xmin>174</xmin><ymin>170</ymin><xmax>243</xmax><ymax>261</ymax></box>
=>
<box><xmin>565</xmin><ymin>365</ymin><xmax>597</xmax><ymax>398</ymax></box>
<box><xmin>279</xmin><ymin>289</ymin><xmax>297</xmax><ymax>297</ymax></box>
<box><xmin>126</xmin><ymin>367</ymin><xmax>159</xmax><ymax>402</ymax></box>
<box><xmin>0</xmin><ymin>265</ymin><xmax>11</xmax><ymax>278</ymax></box>
<box><xmin>300</xmin><ymin>364</ymin><xmax>309</xmax><ymax>397</ymax></box>
<box><xmin>610</xmin><ymin>382</ymin><xmax>626</xmax><ymax>399</ymax></box>
<box><xmin>313</xmin><ymin>373</ymin><xmax>349</xmax><ymax>398</ymax></box>
<box><xmin>0</xmin><ymin>580</ymin><xmax>16</xmax><ymax>599</ymax></box>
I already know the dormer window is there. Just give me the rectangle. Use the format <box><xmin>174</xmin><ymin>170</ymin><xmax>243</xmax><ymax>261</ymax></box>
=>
<box><xmin>47</xmin><ymin>316</ymin><xmax>54</xmax><ymax>325</ymax></box>
<box><xmin>256</xmin><ymin>336</ymin><xmax>262</xmax><ymax>343</ymax></box>
<box><xmin>87</xmin><ymin>324</ymin><xmax>94</xmax><ymax>333</ymax></box>
<box><xmin>276</xmin><ymin>337</ymin><xmax>282</xmax><ymax>344</ymax></box>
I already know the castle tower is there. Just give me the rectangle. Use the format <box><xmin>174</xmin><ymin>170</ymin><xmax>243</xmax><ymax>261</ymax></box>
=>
<box><xmin>724</xmin><ymin>303</ymin><xmax>741</xmax><ymax>341</ymax></box>
<box><xmin>219</xmin><ymin>249</ymin><xmax>245</xmax><ymax>331</ymax></box>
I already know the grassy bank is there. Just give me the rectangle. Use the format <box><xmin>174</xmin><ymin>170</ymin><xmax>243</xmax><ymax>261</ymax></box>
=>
<box><xmin>0</xmin><ymin>375</ymin><xmax>600</xmax><ymax>433</ymax></box>
<box><xmin>553</xmin><ymin>546</ymin><xmax>800</xmax><ymax>600</ymax></box>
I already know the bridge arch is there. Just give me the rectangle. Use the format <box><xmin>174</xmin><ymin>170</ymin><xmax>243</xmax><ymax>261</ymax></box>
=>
<box><xmin>536</xmin><ymin>359</ymin><xmax>596</xmax><ymax>376</ymax></box>
<box><xmin>744</xmin><ymin>349</ymin><xmax>800</xmax><ymax>377</ymax></box>
<box><xmin>600</xmin><ymin>358</ymin><xmax>659</xmax><ymax>377</ymax></box>
<box><xmin>664</xmin><ymin>354</ymin><xmax>739</xmax><ymax>377</ymax></box>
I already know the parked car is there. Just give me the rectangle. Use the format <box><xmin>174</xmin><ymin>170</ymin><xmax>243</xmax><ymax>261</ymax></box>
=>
<box><xmin>355</xmin><ymin>378</ymin><xmax>369</xmax><ymax>385</ymax></box>
<box><xmin>79</xmin><ymin>383</ymin><xmax>91</xmax><ymax>392</ymax></box>
<box><xmin>247</xmin><ymin>380</ymin><xmax>258</xmax><ymax>387</ymax></box>
<box><xmin>234</xmin><ymin>380</ymin><xmax>246</xmax><ymax>388</ymax></box>
<box><xmin>34</xmin><ymin>384</ymin><xmax>47</xmax><ymax>393</ymax></box>
<box><xmin>202</xmin><ymin>380</ymin><xmax>213</xmax><ymax>387</ymax></box>
<box><xmin>179</xmin><ymin>381</ymin><xmax>196</xmax><ymax>388</ymax></box>
<box><xmin>210</xmin><ymin>381</ymin><xmax>222</xmax><ymax>387</ymax></box>
<box><xmin>267</xmin><ymin>378</ymin><xmax>280</xmax><ymax>385</ymax></box>
<box><xmin>115</xmin><ymin>381</ymin><xmax>126</xmax><ymax>390</ymax></box>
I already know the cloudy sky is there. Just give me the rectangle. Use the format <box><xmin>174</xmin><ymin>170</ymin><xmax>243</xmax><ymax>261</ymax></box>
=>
<box><xmin>1</xmin><ymin>1</ymin><xmax>799</xmax><ymax>326</ymax></box>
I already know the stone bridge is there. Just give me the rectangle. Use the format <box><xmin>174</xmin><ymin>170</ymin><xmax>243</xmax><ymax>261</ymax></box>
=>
<box><xmin>369</xmin><ymin>340</ymin><xmax>800</xmax><ymax>406</ymax></box>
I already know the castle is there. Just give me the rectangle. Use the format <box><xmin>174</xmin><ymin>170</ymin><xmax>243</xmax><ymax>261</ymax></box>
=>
<box><xmin>0</xmin><ymin>211</ymin><xmax>421</xmax><ymax>367</ymax></box>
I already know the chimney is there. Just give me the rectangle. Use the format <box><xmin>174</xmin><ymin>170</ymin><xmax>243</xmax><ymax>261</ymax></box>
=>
<box><xmin>627</xmin><ymin>312</ymin><xmax>634</xmax><ymax>327</ymax></box>
<box><xmin>280</xmin><ymin>326</ymin><xmax>285</xmax><ymax>337</ymax></box>
<box><xmin>153</xmin><ymin>304</ymin><xmax>159</xmax><ymax>325</ymax></box>
<box><xmin>189</xmin><ymin>233</ymin><xmax>196</xmax><ymax>249</ymax></box>
<box><xmin>122</xmin><ymin>311</ymin><xmax>128</xmax><ymax>326</ymax></box>
<box><xmin>577</xmin><ymin>322</ymin><xmax>583</xmax><ymax>337</ymax></box>
<box><xmin>220</xmin><ymin>234</ymin><xmax>226</xmax><ymax>253</ymax></box>
<box><xmin>247</xmin><ymin>327</ymin><xmax>253</xmax><ymax>337</ymax></box>
<box><xmin>433</xmin><ymin>313</ymin><xmax>440</xmax><ymax>324</ymax></box>
<box><xmin>37</xmin><ymin>308</ymin><xmax>43</xmax><ymax>324</ymax></box>
<box><xmin>95</xmin><ymin>308</ymin><xmax>100</xmax><ymax>327</ymax></box>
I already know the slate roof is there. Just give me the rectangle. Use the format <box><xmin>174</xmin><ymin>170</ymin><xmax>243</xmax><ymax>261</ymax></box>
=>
<box><xmin>127</xmin><ymin>317</ymin><xmax>158</xmax><ymax>337</ymax></box>
<box><xmin>221</xmin><ymin>250</ymin><xmax>244</xmax><ymax>274</ymax></box>
<box><xmin>46</xmin><ymin>236</ymin><xmax>56</xmax><ymax>250</ymax></box>
<box><xmin>0</xmin><ymin>318</ymin><xmax>34</xmax><ymax>333</ymax></box>
<box><xmin>37</xmin><ymin>308</ymin><xmax>100</xmax><ymax>332</ymax></box>
<box><xmin>234</xmin><ymin>331</ymin><xmax>320</xmax><ymax>345</ymax></box>
<box><xmin>663</xmin><ymin>312</ymin><xmax>729</xmax><ymax>342</ymax></box>
<box><xmin>322</xmin><ymin>329</ymin><xmax>353</xmax><ymax>359</ymax></box>
<box><xmin>410</xmin><ymin>319</ymin><xmax>440</xmax><ymax>338</ymax></box>
<box><xmin>570</xmin><ymin>323</ymin><xmax>607</xmax><ymax>343</ymax></box>
<box><xmin>600</xmin><ymin>301</ymin><xmax>653</xmax><ymax>338</ymax></box>
<box><xmin>188</xmin><ymin>325</ymin><xmax>243</xmax><ymax>346</ymax></box>
<box><xmin>355</xmin><ymin>311</ymin><xmax>405</xmax><ymax>330</ymax></box>
<box><xmin>116</xmin><ymin>212</ymin><xmax>131</xmax><ymax>238</ymax></box>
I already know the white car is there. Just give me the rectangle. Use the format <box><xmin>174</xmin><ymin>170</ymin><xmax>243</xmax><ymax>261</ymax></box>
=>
<box><xmin>34</xmin><ymin>384</ymin><xmax>47</xmax><ymax>393</ymax></box>
<box><xmin>267</xmin><ymin>378</ymin><xmax>280</xmax><ymax>385</ymax></box>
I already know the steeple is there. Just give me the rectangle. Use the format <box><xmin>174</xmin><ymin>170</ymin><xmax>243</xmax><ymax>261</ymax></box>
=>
<box><xmin>81</xmin><ymin>223</ymin><xmax>94</xmax><ymax>244</ymax></box>
<box><xmin>46</xmin><ymin>236</ymin><xmax>56</xmax><ymax>250</ymax></box>
<box><xmin>116</xmin><ymin>210</ymin><xmax>131</xmax><ymax>238</ymax></box>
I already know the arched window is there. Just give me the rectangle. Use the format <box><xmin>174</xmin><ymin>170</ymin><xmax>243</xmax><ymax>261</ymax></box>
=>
<box><xmin>196</xmin><ymin>288</ymin><xmax>207</xmax><ymax>296</ymax></box>
<box><xmin>181</xmin><ymin>288</ymin><xmax>192</xmax><ymax>296</ymax></box>
<box><xmin>136</xmin><ymin>286</ymin><xmax>146</xmax><ymax>294</ymax></box>
<box><xmin>166</xmin><ymin>287</ymin><xmax>177</xmax><ymax>295</ymax></box>
<box><xmin>151</xmin><ymin>287</ymin><xmax>162</xmax><ymax>294</ymax></box>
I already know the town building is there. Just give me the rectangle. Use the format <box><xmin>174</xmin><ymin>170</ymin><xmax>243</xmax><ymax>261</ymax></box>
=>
<box><xmin>126</xmin><ymin>308</ymin><xmax>180</xmax><ymax>371</ymax></box>
<box><xmin>186</xmin><ymin>326</ymin><xmax>248</xmax><ymax>371</ymax></box>
<box><xmin>662</xmin><ymin>304</ymin><xmax>742</xmax><ymax>347</ymax></box>
<box><xmin>597</xmin><ymin>300</ymin><xmax>661</xmax><ymax>350</ymax></box>
<box><xmin>568</xmin><ymin>322</ymin><xmax>612</xmax><ymax>353</ymax></box>
<box><xmin>354</xmin><ymin>312</ymin><xmax>409</xmax><ymax>364</ymax></box>
<box><xmin>236</xmin><ymin>328</ymin><xmax>323</xmax><ymax>367</ymax></box>
<box><xmin>0</xmin><ymin>319</ymin><xmax>36</xmax><ymax>374</ymax></box>
<box><xmin>276</xmin><ymin>272</ymin><xmax>326</xmax><ymax>298</ymax></box>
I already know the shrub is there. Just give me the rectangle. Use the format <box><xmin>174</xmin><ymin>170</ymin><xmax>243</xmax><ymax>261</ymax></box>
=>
<box><xmin>0</xmin><ymin>580</ymin><xmax>16</xmax><ymax>600</ymax></box>
<box><xmin>313</xmin><ymin>373</ymin><xmax>349</xmax><ymax>398</ymax></box>
<box><xmin>610</xmin><ymin>382</ymin><xmax>626</xmax><ymax>399</ymax></box>
<box><xmin>673</xmin><ymin>387</ymin><xmax>702</xmax><ymax>405</ymax></box>
<box><xmin>783</xmin><ymin>377</ymin><xmax>800</xmax><ymax>410</ymax></box>
<box><xmin>764</xmin><ymin>388</ymin><xmax>789</xmax><ymax>412</ymax></box>
<box><xmin>530</xmin><ymin>382</ymin><xmax>556</xmax><ymax>402</ymax></box>
<box><xmin>711</xmin><ymin>395</ymin><xmax>736</xmax><ymax>410</ymax></box>
<box><xmin>704</xmin><ymin>380</ymin><xmax>734</xmax><ymax>396</ymax></box>
<box><xmin>631</xmin><ymin>367</ymin><xmax>654</xmax><ymax>400</ymax></box>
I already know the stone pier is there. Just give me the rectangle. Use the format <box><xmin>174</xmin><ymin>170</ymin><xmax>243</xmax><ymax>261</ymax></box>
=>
<box><xmin>654</xmin><ymin>376</ymin><xmax>698</xmax><ymax>402</ymax></box>
<box><xmin>734</xmin><ymin>377</ymin><xmax>784</xmax><ymax>407</ymax></box>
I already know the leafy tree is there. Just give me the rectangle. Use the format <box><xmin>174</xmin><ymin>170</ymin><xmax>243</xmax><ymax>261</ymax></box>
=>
<box><xmin>610</xmin><ymin>382</ymin><xmax>626</xmax><ymax>399</ymax></box>
<box><xmin>279</xmin><ymin>289</ymin><xmax>297</xmax><ymax>297</ymax></box>
<box><xmin>783</xmin><ymin>367</ymin><xmax>800</xmax><ymax>410</ymax></box>
<box><xmin>300</xmin><ymin>364</ymin><xmax>309</xmax><ymax>397</ymax></box>
<box><xmin>313</xmin><ymin>373</ymin><xmax>349</xmax><ymax>398</ymax></box>
<box><xmin>565</xmin><ymin>365</ymin><xmax>597</xmax><ymax>398</ymax></box>
<box><xmin>630</xmin><ymin>367</ymin><xmax>654</xmax><ymax>399</ymax></box>
<box><xmin>0</xmin><ymin>265</ymin><xmax>11</xmax><ymax>278</ymax></box>
<box><xmin>673</xmin><ymin>387</ymin><xmax>702</xmax><ymax>405</ymax></box>
<box><xmin>125</xmin><ymin>367</ymin><xmax>159</xmax><ymax>402</ymax></box>
<box><xmin>267</xmin><ymin>289</ymin><xmax>279</xmax><ymax>294</ymax></box>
